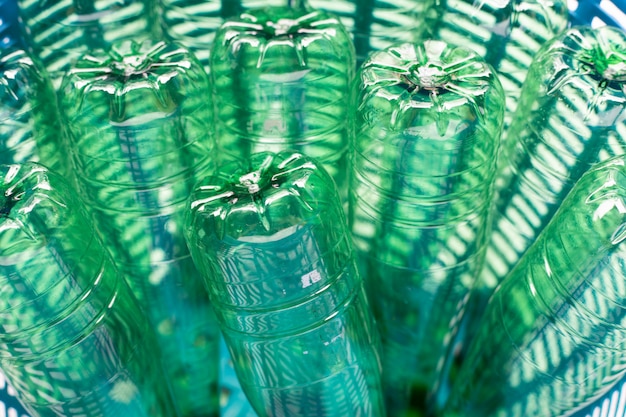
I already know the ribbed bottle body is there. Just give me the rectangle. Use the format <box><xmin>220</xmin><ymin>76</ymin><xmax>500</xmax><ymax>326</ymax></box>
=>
<box><xmin>0</xmin><ymin>49</ymin><xmax>67</xmax><ymax>174</ymax></box>
<box><xmin>478</xmin><ymin>26</ymin><xmax>626</xmax><ymax>318</ymax></box>
<box><xmin>349</xmin><ymin>41</ymin><xmax>504</xmax><ymax>415</ymax></box>
<box><xmin>161</xmin><ymin>0</ymin><xmax>421</xmax><ymax>69</ymax></box>
<box><xmin>418</xmin><ymin>0</ymin><xmax>568</xmax><ymax>129</ymax></box>
<box><xmin>59</xmin><ymin>41</ymin><xmax>220</xmax><ymax>417</ymax></box>
<box><xmin>17</xmin><ymin>0</ymin><xmax>161</xmax><ymax>88</ymax></box>
<box><xmin>0</xmin><ymin>0</ymin><xmax>25</xmax><ymax>49</ymax></box>
<box><xmin>161</xmin><ymin>0</ymin><xmax>226</xmax><ymax>71</ymax></box>
<box><xmin>234</xmin><ymin>0</ymin><xmax>422</xmax><ymax>63</ymax></box>
<box><xmin>0</xmin><ymin>163</ymin><xmax>178</xmax><ymax>417</ymax></box>
<box><xmin>446</xmin><ymin>156</ymin><xmax>626</xmax><ymax>417</ymax></box>
<box><xmin>211</xmin><ymin>7</ymin><xmax>354</xmax><ymax>204</ymax></box>
<box><xmin>185</xmin><ymin>152</ymin><xmax>386</xmax><ymax>417</ymax></box>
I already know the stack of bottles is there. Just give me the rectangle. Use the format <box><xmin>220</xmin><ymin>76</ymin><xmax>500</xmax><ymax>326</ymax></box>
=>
<box><xmin>1</xmin><ymin>0</ymin><xmax>626</xmax><ymax>416</ymax></box>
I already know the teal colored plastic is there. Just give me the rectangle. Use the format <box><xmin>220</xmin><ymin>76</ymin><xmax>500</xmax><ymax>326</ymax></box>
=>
<box><xmin>185</xmin><ymin>152</ymin><xmax>386</xmax><ymax>417</ymax></box>
<box><xmin>417</xmin><ymin>0</ymin><xmax>569</xmax><ymax>129</ymax></box>
<box><xmin>0</xmin><ymin>163</ymin><xmax>178</xmax><ymax>417</ymax></box>
<box><xmin>210</xmin><ymin>6</ymin><xmax>354</xmax><ymax>203</ymax></box>
<box><xmin>349</xmin><ymin>40</ymin><xmax>504</xmax><ymax>416</ymax></box>
<box><xmin>59</xmin><ymin>40</ymin><xmax>220</xmax><ymax>417</ymax></box>
<box><xmin>445</xmin><ymin>155</ymin><xmax>626</xmax><ymax>417</ymax></box>
<box><xmin>17</xmin><ymin>0</ymin><xmax>162</xmax><ymax>88</ymax></box>
<box><xmin>0</xmin><ymin>49</ymin><xmax>67</xmax><ymax>175</ymax></box>
<box><xmin>476</xmin><ymin>26</ymin><xmax>626</xmax><ymax>321</ymax></box>
<box><xmin>0</xmin><ymin>0</ymin><xmax>24</xmax><ymax>50</ymax></box>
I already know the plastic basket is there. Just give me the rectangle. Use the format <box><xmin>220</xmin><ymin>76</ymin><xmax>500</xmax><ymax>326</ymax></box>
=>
<box><xmin>1</xmin><ymin>0</ymin><xmax>626</xmax><ymax>416</ymax></box>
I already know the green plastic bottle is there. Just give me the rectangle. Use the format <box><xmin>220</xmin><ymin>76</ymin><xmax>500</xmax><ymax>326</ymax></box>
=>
<box><xmin>0</xmin><ymin>162</ymin><xmax>179</xmax><ymax>417</ymax></box>
<box><xmin>349</xmin><ymin>41</ymin><xmax>504</xmax><ymax>416</ymax></box>
<box><xmin>0</xmin><ymin>48</ymin><xmax>67</xmax><ymax>175</ymax></box>
<box><xmin>59</xmin><ymin>40</ymin><xmax>220</xmax><ymax>417</ymax></box>
<box><xmin>17</xmin><ymin>0</ymin><xmax>162</xmax><ymax>88</ymax></box>
<box><xmin>417</xmin><ymin>0</ymin><xmax>569</xmax><ymax>130</ymax></box>
<box><xmin>473</xmin><ymin>26</ymin><xmax>626</xmax><ymax>345</ymax></box>
<box><xmin>445</xmin><ymin>155</ymin><xmax>626</xmax><ymax>417</ymax></box>
<box><xmin>161</xmin><ymin>0</ymin><xmax>421</xmax><ymax>69</ymax></box>
<box><xmin>210</xmin><ymin>5</ymin><xmax>354</xmax><ymax>203</ymax></box>
<box><xmin>185</xmin><ymin>152</ymin><xmax>386</xmax><ymax>417</ymax></box>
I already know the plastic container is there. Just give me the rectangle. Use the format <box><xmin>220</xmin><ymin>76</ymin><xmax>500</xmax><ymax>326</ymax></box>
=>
<box><xmin>59</xmin><ymin>40</ymin><xmax>220</xmax><ymax>417</ymax></box>
<box><xmin>445</xmin><ymin>155</ymin><xmax>626</xmax><ymax>417</ymax></box>
<box><xmin>0</xmin><ymin>162</ymin><xmax>178</xmax><ymax>417</ymax></box>
<box><xmin>210</xmin><ymin>5</ymin><xmax>354</xmax><ymax>203</ymax></box>
<box><xmin>0</xmin><ymin>48</ymin><xmax>67</xmax><ymax>175</ymax></box>
<box><xmin>185</xmin><ymin>151</ymin><xmax>386</xmax><ymax>417</ymax></box>
<box><xmin>161</xmin><ymin>0</ymin><xmax>421</xmax><ymax>69</ymax></box>
<box><xmin>17</xmin><ymin>0</ymin><xmax>162</xmax><ymax>88</ymax></box>
<box><xmin>474</xmin><ymin>26</ymin><xmax>626</xmax><ymax>332</ymax></box>
<box><xmin>348</xmin><ymin>40</ymin><xmax>503</xmax><ymax>416</ymax></box>
<box><xmin>417</xmin><ymin>0</ymin><xmax>569</xmax><ymax>130</ymax></box>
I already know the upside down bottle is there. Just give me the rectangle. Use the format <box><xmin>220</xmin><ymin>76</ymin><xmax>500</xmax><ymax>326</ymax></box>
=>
<box><xmin>185</xmin><ymin>152</ymin><xmax>386</xmax><ymax>417</ymax></box>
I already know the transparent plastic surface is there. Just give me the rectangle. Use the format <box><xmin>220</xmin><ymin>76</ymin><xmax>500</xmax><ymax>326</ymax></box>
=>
<box><xmin>476</xmin><ymin>26</ymin><xmax>626</xmax><ymax>330</ymax></box>
<box><xmin>161</xmin><ymin>0</ymin><xmax>421</xmax><ymax>68</ymax></box>
<box><xmin>17</xmin><ymin>0</ymin><xmax>161</xmax><ymax>88</ymax></box>
<box><xmin>349</xmin><ymin>41</ymin><xmax>504</xmax><ymax>416</ymax></box>
<box><xmin>446</xmin><ymin>155</ymin><xmax>626</xmax><ymax>417</ymax></box>
<box><xmin>417</xmin><ymin>0</ymin><xmax>569</xmax><ymax>129</ymax></box>
<box><xmin>185</xmin><ymin>152</ymin><xmax>386</xmax><ymax>417</ymax></box>
<box><xmin>0</xmin><ymin>49</ymin><xmax>67</xmax><ymax>175</ymax></box>
<box><xmin>59</xmin><ymin>41</ymin><xmax>220</xmax><ymax>417</ymax></box>
<box><xmin>0</xmin><ymin>163</ymin><xmax>178</xmax><ymax>417</ymax></box>
<box><xmin>210</xmin><ymin>6</ymin><xmax>354</xmax><ymax>203</ymax></box>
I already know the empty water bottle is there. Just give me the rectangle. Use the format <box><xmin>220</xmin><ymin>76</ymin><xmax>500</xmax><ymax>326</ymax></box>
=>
<box><xmin>184</xmin><ymin>152</ymin><xmax>386</xmax><ymax>417</ymax></box>
<box><xmin>17</xmin><ymin>0</ymin><xmax>162</xmax><ymax>88</ymax></box>
<box><xmin>473</xmin><ymin>26</ymin><xmax>626</xmax><ymax>337</ymax></box>
<box><xmin>0</xmin><ymin>162</ymin><xmax>178</xmax><ymax>417</ymax></box>
<box><xmin>417</xmin><ymin>0</ymin><xmax>568</xmax><ymax>129</ymax></box>
<box><xmin>59</xmin><ymin>40</ymin><xmax>220</xmax><ymax>417</ymax></box>
<box><xmin>349</xmin><ymin>41</ymin><xmax>504</xmax><ymax>415</ymax></box>
<box><xmin>445</xmin><ymin>155</ymin><xmax>626</xmax><ymax>417</ymax></box>
<box><xmin>0</xmin><ymin>48</ymin><xmax>67</xmax><ymax>174</ymax></box>
<box><xmin>210</xmin><ymin>5</ymin><xmax>354</xmax><ymax>202</ymax></box>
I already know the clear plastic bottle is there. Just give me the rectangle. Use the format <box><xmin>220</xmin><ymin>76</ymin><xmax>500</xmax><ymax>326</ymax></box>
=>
<box><xmin>417</xmin><ymin>0</ymin><xmax>569</xmax><ymax>130</ymax></box>
<box><xmin>349</xmin><ymin>41</ymin><xmax>504</xmax><ymax>416</ymax></box>
<box><xmin>184</xmin><ymin>151</ymin><xmax>386</xmax><ymax>417</ymax></box>
<box><xmin>59</xmin><ymin>40</ymin><xmax>220</xmax><ymax>417</ymax></box>
<box><xmin>210</xmin><ymin>5</ymin><xmax>355</xmax><ymax>203</ymax></box>
<box><xmin>475</xmin><ymin>26</ymin><xmax>626</xmax><ymax>338</ymax></box>
<box><xmin>17</xmin><ymin>0</ymin><xmax>162</xmax><ymax>88</ymax></box>
<box><xmin>161</xmin><ymin>0</ymin><xmax>421</xmax><ymax>69</ymax></box>
<box><xmin>0</xmin><ymin>48</ymin><xmax>67</xmax><ymax>175</ymax></box>
<box><xmin>445</xmin><ymin>155</ymin><xmax>626</xmax><ymax>417</ymax></box>
<box><xmin>0</xmin><ymin>162</ymin><xmax>179</xmax><ymax>417</ymax></box>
